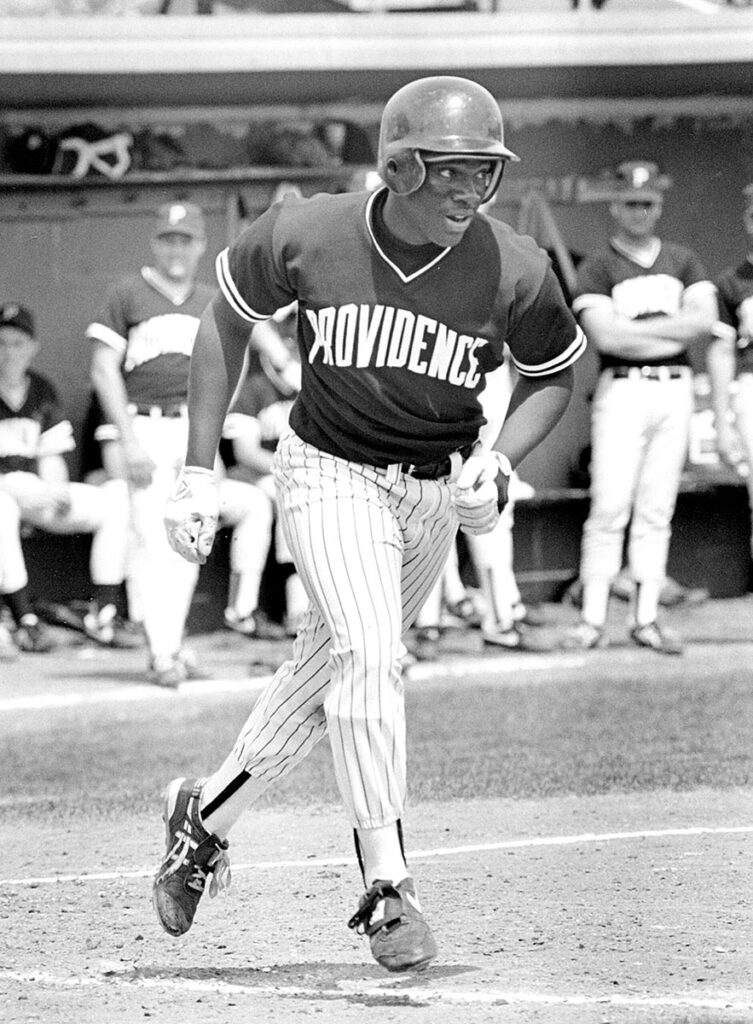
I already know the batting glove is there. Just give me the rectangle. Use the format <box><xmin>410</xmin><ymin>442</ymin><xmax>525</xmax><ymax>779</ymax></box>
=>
<box><xmin>453</xmin><ymin>450</ymin><xmax>512</xmax><ymax>536</ymax></box>
<box><xmin>164</xmin><ymin>466</ymin><xmax>219</xmax><ymax>565</ymax></box>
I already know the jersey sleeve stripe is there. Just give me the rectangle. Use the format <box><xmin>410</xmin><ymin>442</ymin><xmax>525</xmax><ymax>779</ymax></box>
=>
<box><xmin>512</xmin><ymin>326</ymin><xmax>587</xmax><ymax>378</ymax></box>
<box><xmin>683</xmin><ymin>280</ymin><xmax>716</xmax><ymax>303</ymax></box>
<box><xmin>572</xmin><ymin>293</ymin><xmax>613</xmax><ymax>316</ymax></box>
<box><xmin>222</xmin><ymin>412</ymin><xmax>259</xmax><ymax>440</ymax></box>
<box><xmin>37</xmin><ymin>420</ymin><xmax>76</xmax><ymax>457</ymax></box>
<box><xmin>85</xmin><ymin>322</ymin><xmax>127</xmax><ymax>355</ymax></box>
<box><xmin>216</xmin><ymin>249</ymin><xmax>271</xmax><ymax>325</ymax></box>
<box><xmin>712</xmin><ymin>320</ymin><xmax>737</xmax><ymax>343</ymax></box>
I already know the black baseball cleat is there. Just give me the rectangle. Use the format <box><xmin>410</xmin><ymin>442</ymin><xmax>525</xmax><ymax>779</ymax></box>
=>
<box><xmin>152</xmin><ymin>777</ymin><xmax>231</xmax><ymax>936</ymax></box>
<box><xmin>348</xmin><ymin>877</ymin><xmax>437</xmax><ymax>973</ymax></box>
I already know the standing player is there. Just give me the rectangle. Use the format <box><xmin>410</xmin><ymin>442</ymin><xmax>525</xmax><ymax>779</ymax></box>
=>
<box><xmin>563</xmin><ymin>161</ymin><xmax>717</xmax><ymax>654</ymax></box>
<box><xmin>0</xmin><ymin>302</ymin><xmax>130</xmax><ymax>656</ymax></box>
<box><xmin>153</xmin><ymin>76</ymin><xmax>585</xmax><ymax>971</ymax></box>
<box><xmin>708</xmin><ymin>183</ymin><xmax>753</xmax><ymax>553</ymax></box>
<box><xmin>87</xmin><ymin>203</ymin><xmax>219</xmax><ymax>686</ymax></box>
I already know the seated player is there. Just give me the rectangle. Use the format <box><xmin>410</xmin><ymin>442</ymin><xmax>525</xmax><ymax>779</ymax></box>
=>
<box><xmin>0</xmin><ymin>302</ymin><xmax>131</xmax><ymax>656</ymax></box>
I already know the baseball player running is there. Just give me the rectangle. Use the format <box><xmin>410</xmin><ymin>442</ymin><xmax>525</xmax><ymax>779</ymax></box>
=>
<box><xmin>153</xmin><ymin>76</ymin><xmax>585</xmax><ymax>971</ymax></box>
<box><xmin>563</xmin><ymin>161</ymin><xmax>717</xmax><ymax>655</ymax></box>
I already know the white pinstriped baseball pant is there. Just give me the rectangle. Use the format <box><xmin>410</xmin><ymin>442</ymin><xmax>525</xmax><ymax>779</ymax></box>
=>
<box><xmin>229</xmin><ymin>429</ymin><xmax>459</xmax><ymax>830</ymax></box>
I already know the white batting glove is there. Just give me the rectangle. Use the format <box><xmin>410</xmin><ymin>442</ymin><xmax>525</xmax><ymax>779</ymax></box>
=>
<box><xmin>164</xmin><ymin>466</ymin><xmax>219</xmax><ymax>565</ymax></box>
<box><xmin>453</xmin><ymin>450</ymin><xmax>512</xmax><ymax>536</ymax></box>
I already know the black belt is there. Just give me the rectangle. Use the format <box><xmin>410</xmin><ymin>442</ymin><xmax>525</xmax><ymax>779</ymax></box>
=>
<box><xmin>399</xmin><ymin>445</ymin><xmax>473</xmax><ymax>480</ymax></box>
<box><xmin>132</xmin><ymin>402</ymin><xmax>187</xmax><ymax>417</ymax></box>
<box><xmin>608</xmin><ymin>366</ymin><xmax>687</xmax><ymax>381</ymax></box>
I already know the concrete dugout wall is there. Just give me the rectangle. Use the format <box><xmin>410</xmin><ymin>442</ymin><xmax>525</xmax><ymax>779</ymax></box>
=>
<box><xmin>2</xmin><ymin>99</ymin><xmax>753</xmax><ymax>489</ymax></box>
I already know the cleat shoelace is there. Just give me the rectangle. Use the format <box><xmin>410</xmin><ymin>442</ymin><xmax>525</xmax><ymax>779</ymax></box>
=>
<box><xmin>157</xmin><ymin>818</ymin><xmax>231</xmax><ymax>900</ymax></box>
<box><xmin>348</xmin><ymin>881</ymin><xmax>404</xmax><ymax>936</ymax></box>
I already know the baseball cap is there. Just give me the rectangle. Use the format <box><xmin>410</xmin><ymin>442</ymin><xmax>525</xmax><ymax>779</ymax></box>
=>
<box><xmin>153</xmin><ymin>202</ymin><xmax>206</xmax><ymax>240</ymax></box>
<box><xmin>0</xmin><ymin>302</ymin><xmax>34</xmax><ymax>337</ymax></box>
<box><xmin>611</xmin><ymin>161</ymin><xmax>671</xmax><ymax>203</ymax></box>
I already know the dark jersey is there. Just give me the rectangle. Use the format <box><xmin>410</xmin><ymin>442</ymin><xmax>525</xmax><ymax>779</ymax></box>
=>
<box><xmin>572</xmin><ymin>239</ymin><xmax>712</xmax><ymax>371</ymax></box>
<box><xmin>0</xmin><ymin>370</ymin><xmax>75</xmax><ymax>474</ymax></box>
<box><xmin>716</xmin><ymin>258</ymin><xmax>753</xmax><ymax>375</ymax></box>
<box><xmin>216</xmin><ymin>187</ymin><xmax>585</xmax><ymax>467</ymax></box>
<box><xmin>221</xmin><ymin>355</ymin><xmax>298</xmax><ymax>481</ymax></box>
<box><xmin>85</xmin><ymin>267</ymin><xmax>215</xmax><ymax>407</ymax></box>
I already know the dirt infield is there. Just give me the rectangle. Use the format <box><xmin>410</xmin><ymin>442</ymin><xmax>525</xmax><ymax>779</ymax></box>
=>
<box><xmin>3</xmin><ymin>793</ymin><xmax>753</xmax><ymax>1023</ymax></box>
<box><xmin>2</xmin><ymin>597</ymin><xmax>753</xmax><ymax>1023</ymax></box>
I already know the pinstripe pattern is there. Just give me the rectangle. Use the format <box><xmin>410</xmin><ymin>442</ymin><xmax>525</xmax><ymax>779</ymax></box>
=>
<box><xmin>230</xmin><ymin>430</ymin><xmax>457</xmax><ymax>829</ymax></box>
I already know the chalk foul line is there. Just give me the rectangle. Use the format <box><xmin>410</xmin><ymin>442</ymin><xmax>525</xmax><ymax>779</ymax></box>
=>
<box><xmin>2</xmin><ymin>823</ymin><xmax>751</xmax><ymax>888</ymax></box>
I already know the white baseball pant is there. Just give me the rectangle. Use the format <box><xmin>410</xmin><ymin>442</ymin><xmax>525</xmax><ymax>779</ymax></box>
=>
<box><xmin>580</xmin><ymin>369</ymin><xmax>694</xmax><ymax>586</ymax></box>
<box><xmin>127</xmin><ymin>413</ymin><xmax>199</xmax><ymax>661</ymax></box>
<box><xmin>731</xmin><ymin>372</ymin><xmax>753</xmax><ymax>558</ymax></box>
<box><xmin>0</xmin><ymin>478</ymin><xmax>129</xmax><ymax>596</ymax></box>
<box><xmin>228</xmin><ymin>429</ymin><xmax>459</xmax><ymax>830</ymax></box>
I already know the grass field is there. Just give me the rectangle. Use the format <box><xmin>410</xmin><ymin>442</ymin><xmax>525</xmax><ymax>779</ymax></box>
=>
<box><xmin>1</xmin><ymin>596</ymin><xmax>752</xmax><ymax>1023</ymax></box>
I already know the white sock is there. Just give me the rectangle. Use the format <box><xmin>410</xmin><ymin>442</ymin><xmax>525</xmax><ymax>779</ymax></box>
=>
<box><xmin>198</xmin><ymin>752</ymin><xmax>269</xmax><ymax>840</ymax></box>
<box><xmin>356</xmin><ymin>822</ymin><xmax>408</xmax><ymax>887</ymax></box>
<box><xmin>634</xmin><ymin>581</ymin><xmax>660</xmax><ymax>626</ymax></box>
<box><xmin>581</xmin><ymin>580</ymin><xmax>610</xmax><ymax>627</ymax></box>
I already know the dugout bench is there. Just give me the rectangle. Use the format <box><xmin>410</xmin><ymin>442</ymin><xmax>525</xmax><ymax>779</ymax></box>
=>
<box><xmin>20</xmin><ymin>475</ymin><xmax>753</xmax><ymax>635</ymax></box>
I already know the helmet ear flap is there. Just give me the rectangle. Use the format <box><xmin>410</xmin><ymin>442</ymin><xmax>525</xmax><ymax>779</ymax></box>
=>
<box><xmin>482</xmin><ymin>160</ymin><xmax>505</xmax><ymax>204</ymax></box>
<box><xmin>381</xmin><ymin>149</ymin><xmax>426</xmax><ymax>195</ymax></box>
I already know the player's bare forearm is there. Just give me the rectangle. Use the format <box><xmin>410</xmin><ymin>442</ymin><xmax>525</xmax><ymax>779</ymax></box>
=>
<box><xmin>706</xmin><ymin>335</ymin><xmax>737</xmax><ymax>425</ymax></box>
<box><xmin>90</xmin><ymin>342</ymin><xmax>139</xmax><ymax>444</ymax></box>
<box><xmin>580</xmin><ymin>306</ymin><xmax>714</xmax><ymax>361</ymax></box>
<box><xmin>492</xmin><ymin>367</ymin><xmax>574</xmax><ymax>468</ymax></box>
<box><xmin>186</xmin><ymin>297</ymin><xmax>252</xmax><ymax>470</ymax></box>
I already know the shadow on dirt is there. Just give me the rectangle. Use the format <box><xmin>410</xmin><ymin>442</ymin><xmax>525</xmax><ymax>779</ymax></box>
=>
<box><xmin>129</xmin><ymin>960</ymin><xmax>476</xmax><ymax>1005</ymax></box>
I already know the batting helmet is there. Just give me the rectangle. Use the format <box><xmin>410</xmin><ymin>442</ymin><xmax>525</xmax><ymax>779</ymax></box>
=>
<box><xmin>377</xmin><ymin>76</ymin><xmax>519</xmax><ymax>204</ymax></box>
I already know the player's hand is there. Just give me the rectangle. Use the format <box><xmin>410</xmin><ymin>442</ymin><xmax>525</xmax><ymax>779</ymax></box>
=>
<box><xmin>715</xmin><ymin>419</ymin><xmax>745</xmax><ymax>472</ymax></box>
<box><xmin>0</xmin><ymin>471</ymin><xmax>68</xmax><ymax>521</ymax></box>
<box><xmin>164</xmin><ymin>466</ymin><xmax>219</xmax><ymax>564</ymax></box>
<box><xmin>122</xmin><ymin>438</ymin><xmax>155</xmax><ymax>489</ymax></box>
<box><xmin>453</xmin><ymin>450</ymin><xmax>512</xmax><ymax>536</ymax></box>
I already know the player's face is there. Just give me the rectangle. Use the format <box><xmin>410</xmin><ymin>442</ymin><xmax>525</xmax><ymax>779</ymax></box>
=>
<box><xmin>151</xmin><ymin>231</ymin><xmax>206</xmax><ymax>283</ymax></box>
<box><xmin>393</xmin><ymin>158</ymin><xmax>497</xmax><ymax>247</ymax></box>
<box><xmin>0</xmin><ymin>327</ymin><xmax>37</xmax><ymax>383</ymax></box>
<box><xmin>610</xmin><ymin>197</ymin><xmax>663</xmax><ymax>240</ymax></box>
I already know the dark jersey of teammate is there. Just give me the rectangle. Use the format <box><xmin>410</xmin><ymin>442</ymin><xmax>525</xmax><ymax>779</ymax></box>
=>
<box><xmin>216</xmin><ymin>188</ymin><xmax>585</xmax><ymax>467</ymax></box>
<box><xmin>0</xmin><ymin>370</ymin><xmax>75</xmax><ymax>474</ymax></box>
<box><xmin>85</xmin><ymin>268</ymin><xmax>215</xmax><ymax>408</ymax></box>
<box><xmin>716</xmin><ymin>259</ymin><xmax>753</xmax><ymax>375</ymax></box>
<box><xmin>572</xmin><ymin>239</ymin><xmax>712</xmax><ymax>372</ymax></box>
<box><xmin>221</xmin><ymin>354</ymin><xmax>298</xmax><ymax>483</ymax></box>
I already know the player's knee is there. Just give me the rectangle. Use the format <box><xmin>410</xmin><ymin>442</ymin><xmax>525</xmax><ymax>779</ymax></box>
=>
<box><xmin>0</xmin><ymin>489</ymin><xmax>21</xmax><ymax>527</ymax></box>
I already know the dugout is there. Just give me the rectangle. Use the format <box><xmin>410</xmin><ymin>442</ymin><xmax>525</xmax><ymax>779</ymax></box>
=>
<box><xmin>3</xmin><ymin>8</ymin><xmax>753</xmax><ymax>612</ymax></box>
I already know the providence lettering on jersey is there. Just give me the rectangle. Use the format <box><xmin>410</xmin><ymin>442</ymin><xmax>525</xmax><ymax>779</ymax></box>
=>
<box><xmin>217</xmin><ymin>188</ymin><xmax>585</xmax><ymax>465</ymax></box>
<box><xmin>305</xmin><ymin>303</ymin><xmax>486</xmax><ymax>388</ymax></box>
